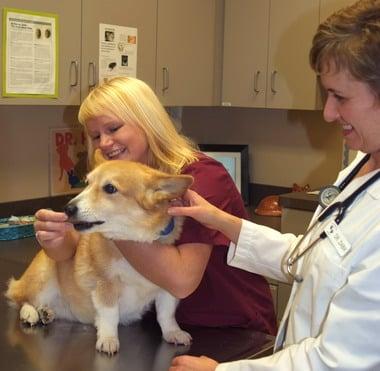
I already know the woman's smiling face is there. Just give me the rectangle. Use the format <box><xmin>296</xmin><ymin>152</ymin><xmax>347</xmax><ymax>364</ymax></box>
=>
<box><xmin>320</xmin><ymin>64</ymin><xmax>380</xmax><ymax>156</ymax></box>
<box><xmin>86</xmin><ymin>114</ymin><xmax>150</xmax><ymax>164</ymax></box>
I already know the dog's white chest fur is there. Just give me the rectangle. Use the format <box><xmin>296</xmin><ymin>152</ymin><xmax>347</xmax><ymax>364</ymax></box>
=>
<box><xmin>110</xmin><ymin>258</ymin><xmax>161</xmax><ymax>323</ymax></box>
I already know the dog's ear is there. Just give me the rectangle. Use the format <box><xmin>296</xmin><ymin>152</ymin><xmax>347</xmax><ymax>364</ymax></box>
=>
<box><xmin>156</xmin><ymin>174</ymin><xmax>193</xmax><ymax>199</ymax></box>
<box><xmin>93</xmin><ymin>149</ymin><xmax>107</xmax><ymax>167</ymax></box>
<box><xmin>141</xmin><ymin>174</ymin><xmax>193</xmax><ymax>209</ymax></box>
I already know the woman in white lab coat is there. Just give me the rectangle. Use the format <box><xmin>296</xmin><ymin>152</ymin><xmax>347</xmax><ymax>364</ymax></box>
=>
<box><xmin>169</xmin><ymin>0</ymin><xmax>380</xmax><ymax>370</ymax></box>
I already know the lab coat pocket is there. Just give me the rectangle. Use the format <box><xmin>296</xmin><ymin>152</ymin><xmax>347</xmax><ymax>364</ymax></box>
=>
<box><xmin>295</xmin><ymin>240</ymin><xmax>349</xmax><ymax>334</ymax></box>
<box><xmin>314</xmin><ymin>243</ymin><xmax>349</xmax><ymax>294</ymax></box>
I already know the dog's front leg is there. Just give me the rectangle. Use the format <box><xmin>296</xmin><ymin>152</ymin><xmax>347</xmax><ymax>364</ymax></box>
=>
<box><xmin>155</xmin><ymin>291</ymin><xmax>192</xmax><ymax>345</ymax></box>
<box><xmin>92</xmin><ymin>282</ymin><xmax>120</xmax><ymax>355</ymax></box>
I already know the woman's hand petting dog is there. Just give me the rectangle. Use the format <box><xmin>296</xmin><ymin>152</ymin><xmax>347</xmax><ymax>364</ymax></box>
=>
<box><xmin>169</xmin><ymin>355</ymin><xmax>218</xmax><ymax>371</ymax></box>
<box><xmin>168</xmin><ymin>190</ymin><xmax>242</xmax><ymax>245</ymax></box>
<box><xmin>168</xmin><ymin>190</ymin><xmax>220</xmax><ymax>230</ymax></box>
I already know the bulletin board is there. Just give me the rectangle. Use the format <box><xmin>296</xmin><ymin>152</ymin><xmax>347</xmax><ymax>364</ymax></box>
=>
<box><xmin>2</xmin><ymin>7</ymin><xmax>58</xmax><ymax>98</ymax></box>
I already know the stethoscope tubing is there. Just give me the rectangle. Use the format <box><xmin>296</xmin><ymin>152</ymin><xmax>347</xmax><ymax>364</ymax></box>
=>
<box><xmin>286</xmin><ymin>154</ymin><xmax>380</xmax><ymax>282</ymax></box>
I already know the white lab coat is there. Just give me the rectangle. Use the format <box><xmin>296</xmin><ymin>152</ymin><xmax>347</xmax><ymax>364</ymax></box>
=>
<box><xmin>218</xmin><ymin>152</ymin><xmax>380</xmax><ymax>371</ymax></box>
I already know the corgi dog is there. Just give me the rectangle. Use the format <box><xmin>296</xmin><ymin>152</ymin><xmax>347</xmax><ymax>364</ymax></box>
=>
<box><xmin>5</xmin><ymin>159</ymin><xmax>194</xmax><ymax>355</ymax></box>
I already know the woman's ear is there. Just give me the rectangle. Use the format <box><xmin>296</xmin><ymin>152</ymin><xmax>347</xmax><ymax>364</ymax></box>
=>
<box><xmin>93</xmin><ymin>149</ymin><xmax>107</xmax><ymax>167</ymax></box>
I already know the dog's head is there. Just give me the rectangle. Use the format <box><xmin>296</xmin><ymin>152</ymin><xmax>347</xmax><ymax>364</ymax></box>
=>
<box><xmin>64</xmin><ymin>160</ymin><xmax>193</xmax><ymax>243</ymax></box>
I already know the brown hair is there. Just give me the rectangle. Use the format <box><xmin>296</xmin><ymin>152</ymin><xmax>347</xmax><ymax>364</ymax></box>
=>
<box><xmin>310</xmin><ymin>0</ymin><xmax>380</xmax><ymax>97</ymax></box>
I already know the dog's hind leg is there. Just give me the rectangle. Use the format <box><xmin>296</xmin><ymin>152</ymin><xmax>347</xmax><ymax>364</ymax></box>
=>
<box><xmin>19</xmin><ymin>303</ymin><xmax>55</xmax><ymax>326</ymax></box>
<box><xmin>91</xmin><ymin>282</ymin><xmax>120</xmax><ymax>355</ymax></box>
<box><xmin>155</xmin><ymin>291</ymin><xmax>192</xmax><ymax>345</ymax></box>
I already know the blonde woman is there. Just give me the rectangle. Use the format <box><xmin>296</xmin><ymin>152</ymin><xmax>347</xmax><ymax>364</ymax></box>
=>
<box><xmin>34</xmin><ymin>76</ymin><xmax>276</xmax><ymax>335</ymax></box>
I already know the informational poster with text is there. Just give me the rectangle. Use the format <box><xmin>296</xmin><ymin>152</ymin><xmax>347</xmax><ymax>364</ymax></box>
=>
<box><xmin>99</xmin><ymin>23</ymin><xmax>137</xmax><ymax>83</ymax></box>
<box><xmin>2</xmin><ymin>8</ymin><xmax>58</xmax><ymax>97</ymax></box>
<box><xmin>49</xmin><ymin>128</ymin><xmax>88</xmax><ymax>196</ymax></box>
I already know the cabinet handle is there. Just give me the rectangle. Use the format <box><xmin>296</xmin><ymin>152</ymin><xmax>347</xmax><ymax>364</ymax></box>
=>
<box><xmin>88</xmin><ymin>62</ymin><xmax>97</xmax><ymax>89</ymax></box>
<box><xmin>271</xmin><ymin>70</ymin><xmax>278</xmax><ymax>94</ymax></box>
<box><xmin>162</xmin><ymin>67</ymin><xmax>169</xmax><ymax>93</ymax></box>
<box><xmin>253</xmin><ymin>70</ymin><xmax>261</xmax><ymax>94</ymax></box>
<box><xmin>70</xmin><ymin>61</ymin><xmax>78</xmax><ymax>87</ymax></box>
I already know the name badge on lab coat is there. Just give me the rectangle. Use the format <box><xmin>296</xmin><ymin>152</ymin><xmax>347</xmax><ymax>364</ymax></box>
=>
<box><xmin>324</xmin><ymin>220</ymin><xmax>351</xmax><ymax>257</ymax></box>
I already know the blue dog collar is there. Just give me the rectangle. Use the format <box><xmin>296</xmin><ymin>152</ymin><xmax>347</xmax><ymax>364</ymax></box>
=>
<box><xmin>160</xmin><ymin>218</ymin><xmax>175</xmax><ymax>236</ymax></box>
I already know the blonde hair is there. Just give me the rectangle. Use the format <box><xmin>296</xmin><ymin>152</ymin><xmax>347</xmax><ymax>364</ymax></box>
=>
<box><xmin>310</xmin><ymin>0</ymin><xmax>380</xmax><ymax>97</ymax></box>
<box><xmin>78</xmin><ymin>77</ymin><xmax>198</xmax><ymax>174</ymax></box>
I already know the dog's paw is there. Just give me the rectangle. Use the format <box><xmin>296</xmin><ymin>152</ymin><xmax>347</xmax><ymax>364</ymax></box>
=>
<box><xmin>163</xmin><ymin>329</ymin><xmax>192</xmax><ymax>345</ymax></box>
<box><xmin>20</xmin><ymin>303</ymin><xmax>40</xmax><ymax>326</ymax></box>
<box><xmin>96</xmin><ymin>336</ymin><xmax>120</xmax><ymax>356</ymax></box>
<box><xmin>37</xmin><ymin>306</ymin><xmax>55</xmax><ymax>325</ymax></box>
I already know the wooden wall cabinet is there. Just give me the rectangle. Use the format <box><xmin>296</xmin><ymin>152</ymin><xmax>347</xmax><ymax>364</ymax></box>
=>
<box><xmin>222</xmin><ymin>0</ymin><xmax>269</xmax><ymax>108</ymax></box>
<box><xmin>155</xmin><ymin>0</ymin><xmax>219</xmax><ymax>106</ymax></box>
<box><xmin>1</xmin><ymin>0</ymin><xmax>219</xmax><ymax>107</ymax></box>
<box><xmin>81</xmin><ymin>0</ymin><xmax>157</xmax><ymax>100</ymax></box>
<box><xmin>1</xmin><ymin>0</ymin><xmax>356</xmax><ymax>108</ymax></box>
<box><xmin>0</xmin><ymin>0</ymin><xmax>81</xmax><ymax>105</ymax></box>
<box><xmin>0</xmin><ymin>0</ymin><xmax>157</xmax><ymax>105</ymax></box>
<box><xmin>222</xmin><ymin>0</ymin><xmax>320</xmax><ymax>110</ymax></box>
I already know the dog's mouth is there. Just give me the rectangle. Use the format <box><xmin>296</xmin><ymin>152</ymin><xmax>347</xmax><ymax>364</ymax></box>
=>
<box><xmin>71</xmin><ymin>220</ymin><xmax>105</xmax><ymax>231</ymax></box>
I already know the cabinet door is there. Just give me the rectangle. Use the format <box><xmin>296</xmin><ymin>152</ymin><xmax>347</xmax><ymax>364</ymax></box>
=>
<box><xmin>266</xmin><ymin>0</ymin><xmax>319</xmax><ymax>109</ymax></box>
<box><xmin>0</xmin><ymin>0</ymin><xmax>81</xmax><ymax>105</ymax></box>
<box><xmin>320</xmin><ymin>0</ymin><xmax>357</xmax><ymax>21</ymax></box>
<box><xmin>81</xmin><ymin>0</ymin><xmax>157</xmax><ymax>101</ymax></box>
<box><xmin>156</xmin><ymin>0</ymin><xmax>217</xmax><ymax>106</ymax></box>
<box><xmin>222</xmin><ymin>0</ymin><xmax>269</xmax><ymax>108</ymax></box>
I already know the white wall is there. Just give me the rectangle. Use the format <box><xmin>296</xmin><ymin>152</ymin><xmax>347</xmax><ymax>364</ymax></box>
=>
<box><xmin>0</xmin><ymin>105</ymin><xmax>342</xmax><ymax>203</ymax></box>
<box><xmin>181</xmin><ymin>106</ymin><xmax>342</xmax><ymax>189</ymax></box>
<box><xmin>0</xmin><ymin>106</ymin><xmax>80</xmax><ymax>202</ymax></box>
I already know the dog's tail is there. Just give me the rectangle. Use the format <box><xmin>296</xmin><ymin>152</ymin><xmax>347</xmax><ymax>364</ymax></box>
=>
<box><xmin>4</xmin><ymin>277</ymin><xmax>23</xmax><ymax>307</ymax></box>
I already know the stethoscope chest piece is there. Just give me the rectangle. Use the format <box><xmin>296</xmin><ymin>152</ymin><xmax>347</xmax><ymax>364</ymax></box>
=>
<box><xmin>294</xmin><ymin>274</ymin><xmax>303</xmax><ymax>283</ymax></box>
<box><xmin>318</xmin><ymin>185</ymin><xmax>341</xmax><ymax>208</ymax></box>
<box><xmin>286</xmin><ymin>154</ymin><xmax>380</xmax><ymax>283</ymax></box>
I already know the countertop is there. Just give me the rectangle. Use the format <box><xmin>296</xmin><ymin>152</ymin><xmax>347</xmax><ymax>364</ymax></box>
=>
<box><xmin>247</xmin><ymin>206</ymin><xmax>281</xmax><ymax>232</ymax></box>
<box><xmin>0</xmin><ymin>237</ymin><xmax>274</xmax><ymax>371</ymax></box>
<box><xmin>279</xmin><ymin>191</ymin><xmax>319</xmax><ymax>212</ymax></box>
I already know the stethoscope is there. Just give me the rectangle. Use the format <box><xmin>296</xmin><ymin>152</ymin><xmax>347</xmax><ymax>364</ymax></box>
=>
<box><xmin>287</xmin><ymin>154</ymin><xmax>380</xmax><ymax>283</ymax></box>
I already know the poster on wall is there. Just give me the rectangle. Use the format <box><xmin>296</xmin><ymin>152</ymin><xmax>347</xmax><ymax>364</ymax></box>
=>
<box><xmin>49</xmin><ymin>128</ymin><xmax>88</xmax><ymax>196</ymax></box>
<box><xmin>99</xmin><ymin>23</ymin><xmax>137</xmax><ymax>83</ymax></box>
<box><xmin>2</xmin><ymin>8</ymin><xmax>58</xmax><ymax>97</ymax></box>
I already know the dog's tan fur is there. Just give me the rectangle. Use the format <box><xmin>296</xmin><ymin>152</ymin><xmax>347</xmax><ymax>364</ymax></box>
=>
<box><xmin>5</xmin><ymin>160</ymin><xmax>193</xmax><ymax>355</ymax></box>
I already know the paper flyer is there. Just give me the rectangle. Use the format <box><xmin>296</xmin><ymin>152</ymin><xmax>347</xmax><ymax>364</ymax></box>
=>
<box><xmin>99</xmin><ymin>23</ymin><xmax>137</xmax><ymax>83</ymax></box>
<box><xmin>49</xmin><ymin>128</ymin><xmax>88</xmax><ymax>196</ymax></box>
<box><xmin>2</xmin><ymin>8</ymin><xmax>58</xmax><ymax>97</ymax></box>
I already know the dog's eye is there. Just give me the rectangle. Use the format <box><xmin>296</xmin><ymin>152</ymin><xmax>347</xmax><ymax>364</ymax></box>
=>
<box><xmin>103</xmin><ymin>183</ymin><xmax>118</xmax><ymax>194</ymax></box>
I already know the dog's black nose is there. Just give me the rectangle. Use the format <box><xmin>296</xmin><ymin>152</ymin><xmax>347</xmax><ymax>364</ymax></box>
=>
<box><xmin>64</xmin><ymin>203</ymin><xmax>78</xmax><ymax>217</ymax></box>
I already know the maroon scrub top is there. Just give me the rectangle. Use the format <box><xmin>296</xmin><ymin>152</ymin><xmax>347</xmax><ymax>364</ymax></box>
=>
<box><xmin>175</xmin><ymin>153</ymin><xmax>277</xmax><ymax>335</ymax></box>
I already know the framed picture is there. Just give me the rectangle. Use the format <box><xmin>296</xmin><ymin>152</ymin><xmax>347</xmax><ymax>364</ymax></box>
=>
<box><xmin>199</xmin><ymin>144</ymin><xmax>250</xmax><ymax>205</ymax></box>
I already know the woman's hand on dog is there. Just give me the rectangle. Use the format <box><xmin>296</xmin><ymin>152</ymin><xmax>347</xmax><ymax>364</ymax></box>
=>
<box><xmin>168</xmin><ymin>190</ymin><xmax>243</xmax><ymax>244</ymax></box>
<box><xmin>34</xmin><ymin>209</ymin><xmax>79</xmax><ymax>261</ymax></box>
<box><xmin>168</xmin><ymin>190</ymin><xmax>220</xmax><ymax>230</ymax></box>
<box><xmin>169</xmin><ymin>355</ymin><xmax>218</xmax><ymax>371</ymax></box>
